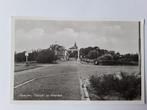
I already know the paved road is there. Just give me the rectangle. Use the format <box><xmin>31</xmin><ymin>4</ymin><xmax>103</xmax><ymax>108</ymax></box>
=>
<box><xmin>14</xmin><ymin>61</ymin><xmax>138</xmax><ymax>100</ymax></box>
<box><xmin>14</xmin><ymin>61</ymin><xmax>81</xmax><ymax>100</ymax></box>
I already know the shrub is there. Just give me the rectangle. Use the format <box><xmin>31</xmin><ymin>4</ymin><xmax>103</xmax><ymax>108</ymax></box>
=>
<box><xmin>117</xmin><ymin>72</ymin><xmax>141</xmax><ymax>100</ymax></box>
<box><xmin>89</xmin><ymin>74</ymin><xmax>119</xmax><ymax>100</ymax></box>
<box><xmin>89</xmin><ymin>72</ymin><xmax>141</xmax><ymax>100</ymax></box>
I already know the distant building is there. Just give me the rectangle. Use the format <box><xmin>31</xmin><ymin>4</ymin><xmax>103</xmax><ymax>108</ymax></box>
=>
<box><xmin>68</xmin><ymin>42</ymin><xmax>80</xmax><ymax>60</ymax></box>
<box><xmin>69</xmin><ymin>42</ymin><xmax>78</xmax><ymax>52</ymax></box>
<box><xmin>54</xmin><ymin>42</ymin><xmax>80</xmax><ymax>61</ymax></box>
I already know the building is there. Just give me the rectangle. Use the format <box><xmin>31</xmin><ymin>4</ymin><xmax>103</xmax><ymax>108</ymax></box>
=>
<box><xmin>68</xmin><ymin>42</ymin><xmax>80</xmax><ymax>61</ymax></box>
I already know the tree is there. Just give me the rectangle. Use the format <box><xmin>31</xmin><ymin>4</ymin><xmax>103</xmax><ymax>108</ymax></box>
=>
<box><xmin>87</xmin><ymin>50</ymin><xmax>99</xmax><ymax>59</ymax></box>
<box><xmin>69</xmin><ymin>50</ymin><xmax>78</xmax><ymax>58</ymax></box>
<box><xmin>80</xmin><ymin>46</ymin><xmax>100</xmax><ymax>59</ymax></box>
<box><xmin>113</xmin><ymin>52</ymin><xmax>120</xmax><ymax>61</ymax></box>
<box><xmin>28</xmin><ymin>50</ymin><xmax>39</xmax><ymax>61</ymax></box>
<box><xmin>98</xmin><ymin>54</ymin><xmax>113</xmax><ymax>61</ymax></box>
<box><xmin>15</xmin><ymin>51</ymin><xmax>26</xmax><ymax>62</ymax></box>
<box><xmin>36</xmin><ymin>48</ymin><xmax>57</xmax><ymax>63</ymax></box>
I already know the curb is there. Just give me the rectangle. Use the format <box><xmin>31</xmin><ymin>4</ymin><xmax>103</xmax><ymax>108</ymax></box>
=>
<box><xmin>79</xmin><ymin>77</ymin><xmax>90</xmax><ymax>100</ymax></box>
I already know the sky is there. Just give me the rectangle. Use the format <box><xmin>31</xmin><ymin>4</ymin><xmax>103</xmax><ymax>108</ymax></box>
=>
<box><xmin>15</xmin><ymin>19</ymin><xmax>139</xmax><ymax>54</ymax></box>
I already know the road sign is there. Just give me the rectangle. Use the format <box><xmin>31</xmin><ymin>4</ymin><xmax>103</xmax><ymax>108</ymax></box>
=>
<box><xmin>25</xmin><ymin>52</ymin><xmax>29</xmax><ymax>66</ymax></box>
<box><xmin>25</xmin><ymin>52</ymin><xmax>29</xmax><ymax>56</ymax></box>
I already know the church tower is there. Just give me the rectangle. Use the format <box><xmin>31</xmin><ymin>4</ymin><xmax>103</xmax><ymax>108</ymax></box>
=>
<box><xmin>74</xmin><ymin>42</ymin><xmax>78</xmax><ymax>49</ymax></box>
<box><xmin>69</xmin><ymin>42</ymin><xmax>78</xmax><ymax>50</ymax></box>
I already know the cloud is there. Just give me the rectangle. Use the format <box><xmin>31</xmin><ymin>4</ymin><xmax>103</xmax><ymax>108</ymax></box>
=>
<box><xmin>28</xmin><ymin>28</ymin><xmax>45</xmax><ymax>39</ymax></box>
<box><xmin>15</xmin><ymin>28</ymin><xmax>47</xmax><ymax>52</ymax></box>
<box><xmin>56</xmin><ymin>28</ymin><xmax>79</xmax><ymax>40</ymax></box>
<box><xmin>15</xmin><ymin>20</ymin><xmax>139</xmax><ymax>54</ymax></box>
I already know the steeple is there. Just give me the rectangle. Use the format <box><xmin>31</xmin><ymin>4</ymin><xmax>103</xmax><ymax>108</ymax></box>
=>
<box><xmin>74</xmin><ymin>42</ymin><xmax>78</xmax><ymax>49</ymax></box>
<box><xmin>69</xmin><ymin>42</ymin><xmax>78</xmax><ymax>49</ymax></box>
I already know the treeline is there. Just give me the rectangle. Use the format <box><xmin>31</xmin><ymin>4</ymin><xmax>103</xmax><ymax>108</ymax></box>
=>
<box><xmin>15</xmin><ymin>44</ymin><xmax>64</xmax><ymax>63</ymax></box>
<box><xmin>80</xmin><ymin>46</ymin><xmax>138</xmax><ymax>65</ymax></box>
<box><xmin>15</xmin><ymin>45</ymin><xmax>139</xmax><ymax>65</ymax></box>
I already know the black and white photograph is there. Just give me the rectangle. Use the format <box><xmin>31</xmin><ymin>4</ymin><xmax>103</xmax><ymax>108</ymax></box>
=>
<box><xmin>12</xmin><ymin>17</ymin><xmax>144</xmax><ymax>102</ymax></box>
